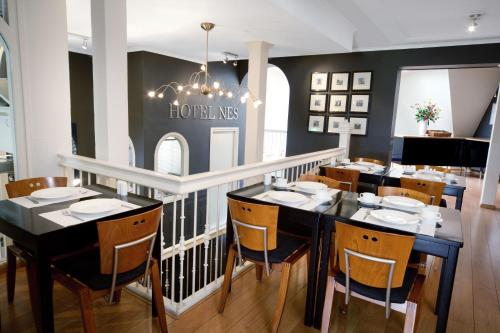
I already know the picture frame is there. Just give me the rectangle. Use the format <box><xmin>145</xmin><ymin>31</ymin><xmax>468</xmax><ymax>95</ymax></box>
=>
<box><xmin>310</xmin><ymin>72</ymin><xmax>328</xmax><ymax>91</ymax></box>
<box><xmin>308</xmin><ymin>115</ymin><xmax>325</xmax><ymax>133</ymax></box>
<box><xmin>329</xmin><ymin>94</ymin><xmax>348</xmax><ymax>113</ymax></box>
<box><xmin>309</xmin><ymin>94</ymin><xmax>327</xmax><ymax>112</ymax></box>
<box><xmin>350</xmin><ymin>117</ymin><xmax>368</xmax><ymax>135</ymax></box>
<box><xmin>327</xmin><ymin>116</ymin><xmax>346</xmax><ymax>134</ymax></box>
<box><xmin>350</xmin><ymin>94</ymin><xmax>370</xmax><ymax>113</ymax></box>
<box><xmin>352</xmin><ymin>71</ymin><xmax>372</xmax><ymax>91</ymax></box>
<box><xmin>330</xmin><ymin>72</ymin><xmax>350</xmax><ymax>91</ymax></box>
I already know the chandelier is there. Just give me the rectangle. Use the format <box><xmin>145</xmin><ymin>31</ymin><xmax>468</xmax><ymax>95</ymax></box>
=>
<box><xmin>147</xmin><ymin>22</ymin><xmax>262</xmax><ymax>108</ymax></box>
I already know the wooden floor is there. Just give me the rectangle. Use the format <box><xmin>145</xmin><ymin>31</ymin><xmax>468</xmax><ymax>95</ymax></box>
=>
<box><xmin>1</xmin><ymin>176</ymin><xmax>500</xmax><ymax>332</ymax></box>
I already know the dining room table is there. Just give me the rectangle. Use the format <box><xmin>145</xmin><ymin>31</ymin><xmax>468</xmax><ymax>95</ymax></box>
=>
<box><xmin>0</xmin><ymin>184</ymin><xmax>163</xmax><ymax>333</ymax></box>
<box><xmin>227</xmin><ymin>181</ymin><xmax>464</xmax><ymax>333</ymax></box>
<box><xmin>319</xmin><ymin>163</ymin><xmax>467</xmax><ymax>210</ymax></box>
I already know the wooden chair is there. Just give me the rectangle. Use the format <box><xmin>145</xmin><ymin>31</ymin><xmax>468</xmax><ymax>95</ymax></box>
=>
<box><xmin>51</xmin><ymin>206</ymin><xmax>168</xmax><ymax>333</ymax></box>
<box><xmin>400</xmin><ymin>177</ymin><xmax>445</xmax><ymax>206</ymax></box>
<box><xmin>353</xmin><ymin>157</ymin><xmax>385</xmax><ymax>166</ymax></box>
<box><xmin>377</xmin><ymin>186</ymin><xmax>432</xmax><ymax>205</ymax></box>
<box><xmin>415</xmin><ymin>165</ymin><xmax>448</xmax><ymax>173</ymax></box>
<box><xmin>219</xmin><ymin>199</ymin><xmax>310</xmax><ymax>333</ymax></box>
<box><xmin>5</xmin><ymin>176</ymin><xmax>68</xmax><ymax>306</ymax></box>
<box><xmin>298</xmin><ymin>174</ymin><xmax>341</xmax><ymax>189</ymax></box>
<box><xmin>324</xmin><ymin>167</ymin><xmax>360</xmax><ymax>192</ymax></box>
<box><xmin>321</xmin><ymin>222</ymin><xmax>425</xmax><ymax>333</ymax></box>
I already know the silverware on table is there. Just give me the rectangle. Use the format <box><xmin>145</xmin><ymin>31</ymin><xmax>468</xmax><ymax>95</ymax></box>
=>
<box><xmin>62</xmin><ymin>210</ymin><xmax>85</xmax><ymax>221</ymax></box>
<box><xmin>121</xmin><ymin>204</ymin><xmax>135</xmax><ymax>209</ymax></box>
<box><xmin>26</xmin><ymin>196</ymin><xmax>39</xmax><ymax>204</ymax></box>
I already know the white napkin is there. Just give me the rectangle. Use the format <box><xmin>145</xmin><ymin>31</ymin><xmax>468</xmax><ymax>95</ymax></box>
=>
<box><xmin>350</xmin><ymin>208</ymin><xmax>436</xmax><ymax>237</ymax></box>
<box><xmin>39</xmin><ymin>199</ymin><xmax>141</xmax><ymax>227</ymax></box>
<box><xmin>252</xmin><ymin>191</ymin><xmax>321</xmax><ymax>211</ymax></box>
<box><xmin>9</xmin><ymin>188</ymin><xmax>102</xmax><ymax>209</ymax></box>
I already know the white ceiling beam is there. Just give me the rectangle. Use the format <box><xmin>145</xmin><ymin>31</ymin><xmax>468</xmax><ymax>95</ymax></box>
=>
<box><xmin>270</xmin><ymin>0</ymin><xmax>355</xmax><ymax>52</ymax></box>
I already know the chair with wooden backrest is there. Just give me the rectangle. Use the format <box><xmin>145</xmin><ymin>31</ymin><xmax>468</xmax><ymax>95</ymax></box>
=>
<box><xmin>377</xmin><ymin>186</ymin><xmax>432</xmax><ymax>205</ymax></box>
<box><xmin>321</xmin><ymin>222</ymin><xmax>425</xmax><ymax>333</ymax></box>
<box><xmin>353</xmin><ymin>157</ymin><xmax>385</xmax><ymax>166</ymax></box>
<box><xmin>51</xmin><ymin>206</ymin><xmax>168</xmax><ymax>333</ymax></box>
<box><xmin>219</xmin><ymin>199</ymin><xmax>310</xmax><ymax>333</ymax></box>
<box><xmin>400</xmin><ymin>177</ymin><xmax>445</xmax><ymax>206</ymax></box>
<box><xmin>324</xmin><ymin>167</ymin><xmax>360</xmax><ymax>192</ymax></box>
<box><xmin>415</xmin><ymin>165</ymin><xmax>448</xmax><ymax>173</ymax></box>
<box><xmin>5</xmin><ymin>176</ymin><xmax>68</xmax><ymax>306</ymax></box>
<box><xmin>298</xmin><ymin>174</ymin><xmax>341</xmax><ymax>189</ymax></box>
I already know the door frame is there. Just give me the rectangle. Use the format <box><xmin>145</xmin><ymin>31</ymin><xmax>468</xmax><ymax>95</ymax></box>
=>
<box><xmin>209</xmin><ymin>127</ymin><xmax>239</xmax><ymax>171</ymax></box>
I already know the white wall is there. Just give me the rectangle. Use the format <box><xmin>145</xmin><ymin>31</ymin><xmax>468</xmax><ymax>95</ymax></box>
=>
<box><xmin>394</xmin><ymin>69</ymin><xmax>453</xmax><ymax>137</ymax></box>
<box><xmin>449</xmin><ymin>67</ymin><xmax>500</xmax><ymax>137</ymax></box>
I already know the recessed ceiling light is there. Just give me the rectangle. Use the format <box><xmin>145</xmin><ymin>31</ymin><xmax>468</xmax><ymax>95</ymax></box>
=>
<box><xmin>468</xmin><ymin>13</ymin><xmax>482</xmax><ymax>32</ymax></box>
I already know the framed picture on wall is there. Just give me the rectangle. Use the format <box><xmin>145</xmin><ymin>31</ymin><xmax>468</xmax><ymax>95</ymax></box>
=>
<box><xmin>329</xmin><ymin>94</ymin><xmax>348</xmax><ymax>112</ymax></box>
<box><xmin>352</xmin><ymin>71</ymin><xmax>372</xmax><ymax>91</ymax></box>
<box><xmin>327</xmin><ymin>116</ymin><xmax>345</xmax><ymax>134</ymax></box>
<box><xmin>309</xmin><ymin>94</ymin><xmax>327</xmax><ymax>112</ymax></box>
<box><xmin>310</xmin><ymin>72</ymin><xmax>328</xmax><ymax>91</ymax></box>
<box><xmin>330</xmin><ymin>72</ymin><xmax>350</xmax><ymax>91</ymax></box>
<box><xmin>350</xmin><ymin>117</ymin><xmax>368</xmax><ymax>135</ymax></box>
<box><xmin>308</xmin><ymin>115</ymin><xmax>325</xmax><ymax>133</ymax></box>
<box><xmin>350</xmin><ymin>94</ymin><xmax>370</xmax><ymax>113</ymax></box>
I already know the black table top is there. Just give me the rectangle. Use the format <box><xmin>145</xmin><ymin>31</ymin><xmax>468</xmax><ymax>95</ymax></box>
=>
<box><xmin>385</xmin><ymin>168</ymin><xmax>467</xmax><ymax>189</ymax></box>
<box><xmin>228</xmin><ymin>184</ymin><xmax>464</xmax><ymax>248</ymax></box>
<box><xmin>0</xmin><ymin>185</ymin><xmax>162</xmax><ymax>237</ymax></box>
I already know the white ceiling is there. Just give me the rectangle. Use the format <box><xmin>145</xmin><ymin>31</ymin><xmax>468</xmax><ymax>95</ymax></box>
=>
<box><xmin>66</xmin><ymin>0</ymin><xmax>500</xmax><ymax>63</ymax></box>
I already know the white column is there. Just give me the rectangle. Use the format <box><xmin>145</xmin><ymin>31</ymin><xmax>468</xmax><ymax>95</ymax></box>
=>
<box><xmin>91</xmin><ymin>0</ymin><xmax>129</xmax><ymax>165</ymax></box>
<box><xmin>244</xmin><ymin>41</ymin><xmax>271</xmax><ymax>164</ymax></box>
<box><xmin>480</xmin><ymin>86</ymin><xmax>500</xmax><ymax>208</ymax></box>
<box><xmin>338</xmin><ymin>119</ymin><xmax>352</xmax><ymax>159</ymax></box>
<box><xmin>14</xmin><ymin>0</ymin><xmax>72</xmax><ymax>177</ymax></box>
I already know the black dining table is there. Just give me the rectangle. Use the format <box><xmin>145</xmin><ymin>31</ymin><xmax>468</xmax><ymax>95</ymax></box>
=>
<box><xmin>0</xmin><ymin>184</ymin><xmax>162</xmax><ymax>333</ymax></box>
<box><xmin>227</xmin><ymin>183</ymin><xmax>463</xmax><ymax>333</ymax></box>
<box><xmin>319</xmin><ymin>165</ymin><xmax>467</xmax><ymax>210</ymax></box>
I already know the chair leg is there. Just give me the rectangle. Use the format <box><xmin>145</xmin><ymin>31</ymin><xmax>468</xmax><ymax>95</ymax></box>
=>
<box><xmin>7</xmin><ymin>247</ymin><xmax>17</xmax><ymax>304</ymax></box>
<box><xmin>77</xmin><ymin>287</ymin><xmax>96</xmax><ymax>333</ymax></box>
<box><xmin>271</xmin><ymin>262</ymin><xmax>291</xmax><ymax>333</ymax></box>
<box><xmin>403</xmin><ymin>302</ymin><xmax>417</xmax><ymax>333</ymax></box>
<box><xmin>321</xmin><ymin>276</ymin><xmax>336</xmax><ymax>333</ymax></box>
<box><xmin>218</xmin><ymin>247</ymin><xmax>236</xmax><ymax>313</ymax></box>
<box><xmin>255</xmin><ymin>264</ymin><xmax>263</xmax><ymax>281</ymax></box>
<box><xmin>151</xmin><ymin>261</ymin><xmax>169</xmax><ymax>333</ymax></box>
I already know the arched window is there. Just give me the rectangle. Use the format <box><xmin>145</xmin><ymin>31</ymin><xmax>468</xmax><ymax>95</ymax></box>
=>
<box><xmin>263</xmin><ymin>65</ymin><xmax>290</xmax><ymax>161</ymax></box>
<box><xmin>154</xmin><ymin>132</ymin><xmax>189</xmax><ymax>176</ymax></box>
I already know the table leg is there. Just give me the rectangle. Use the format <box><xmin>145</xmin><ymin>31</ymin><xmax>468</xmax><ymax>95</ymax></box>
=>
<box><xmin>313</xmin><ymin>220</ymin><xmax>334</xmax><ymax>329</ymax></box>
<box><xmin>434</xmin><ymin>246</ymin><xmax>459</xmax><ymax>333</ymax></box>
<box><xmin>304</xmin><ymin>219</ymin><xmax>321</xmax><ymax>327</ymax></box>
<box><xmin>454</xmin><ymin>189</ymin><xmax>464</xmax><ymax>211</ymax></box>
<box><xmin>26</xmin><ymin>254</ymin><xmax>54</xmax><ymax>333</ymax></box>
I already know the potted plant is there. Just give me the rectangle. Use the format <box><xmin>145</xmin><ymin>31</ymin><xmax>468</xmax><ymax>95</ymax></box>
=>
<box><xmin>412</xmin><ymin>101</ymin><xmax>441</xmax><ymax>136</ymax></box>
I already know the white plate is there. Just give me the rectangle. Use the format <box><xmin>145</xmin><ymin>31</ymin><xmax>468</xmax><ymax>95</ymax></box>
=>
<box><xmin>343</xmin><ymin>164</ymin><xmax>370</xmax><ymax>172</ymax></box>
<box><xmin>382</xmin><ymin>196</ymin><xmax>425</xmax><ymax>208</ymax></box>
<box><xmin>30</xmin><ymin>187</ymin><xmax>81</xmax><ymax>200</ymax></box>
<box><xmin>370</xmin><ymin>209</ymin><xmax>420</xmax><ymax>225</ymax></box>
<box><xmin>412</xmin><ymin>173</ymin><xmax>443</xmax><ymax>181</ymax></box>
<box><xmin>294</xmin><ymin>181</ymin><xmax>327</xmax><ymax>192</ymax></box>
<box><xmin>311</xmin><ymin>194</ymin><xmax>332</xmax><ymax>203</ymax></box>
<box><xmin>355</xmin><ymin>161</ymin><xmax>381</xmax><ymax>167</ymax></box>
<box><xmin>69</xmin><ymin>198</ymin><xmax>121</xmax><ymax>215</ymax></box>
<box><xmin>267</xmin><ymin>191</ymin><xmax>308</xmax><ymax>204</ymax></box>
<box><xmin>273</xmin><ymin>182</ymin><xmax>291</xmax><ymax>189</ymax></box>
<box><xmin>357</xmin><ymin>197</ymin><xmax>381</xmax><ymax>206</ymax></box>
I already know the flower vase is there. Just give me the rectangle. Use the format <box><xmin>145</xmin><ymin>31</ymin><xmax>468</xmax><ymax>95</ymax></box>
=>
<box><xmin>418</xmin><ymin>121</ymin><xmax>428</xmax><ymax>136</ymax></box>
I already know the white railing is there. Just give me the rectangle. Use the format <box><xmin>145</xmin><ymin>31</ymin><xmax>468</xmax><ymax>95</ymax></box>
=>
<box><xmin>58</xmin><ymin>147</ymin><xmax>346</xmax><ymax>316</ymax></box>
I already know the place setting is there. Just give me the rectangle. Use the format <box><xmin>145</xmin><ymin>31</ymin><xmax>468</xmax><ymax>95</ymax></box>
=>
<box><xmin>39</xmin><ymin>197</ymin><xmax>140</xmax><ymax>227</ymax></box>
<box><xmin>9</xmin><ymin>186</ymin><xmax>102</xmax><ymax>209</ymax></box>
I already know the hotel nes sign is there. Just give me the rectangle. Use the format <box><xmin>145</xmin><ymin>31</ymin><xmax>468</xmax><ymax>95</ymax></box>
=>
<box><xmin>168</xmin><ymin>103</ymin><xmax>239</xmax><ymax>120</ymax></box>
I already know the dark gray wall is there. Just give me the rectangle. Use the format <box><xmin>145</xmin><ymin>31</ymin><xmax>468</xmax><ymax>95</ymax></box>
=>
<box><xmin>474</xmin><ymin>89</ymin><xmax>498</xmax><ymax>139</ymax></box>
<box><xmin>68</xmin><ymin>52</ymin><xmax>95</xmax><ymax>158</ymax></box>
<box><xmin>238</xmin><ymin>43</ymin><xmax>500</xmax><ymax>162</ymax></box>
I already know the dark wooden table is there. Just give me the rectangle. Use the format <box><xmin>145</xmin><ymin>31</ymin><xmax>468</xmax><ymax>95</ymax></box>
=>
<box><xmin>227</xmin><ymin>185</ymin><xmax>463</xmax><ymax>333</ymax></box>
<box><xmin>319</xmin><ymin>165</ymin><xmax>467</xmax><ymax>210</ymax></box>
<box><xmin>0</xmin><ymin>185</ymin><xmax>162</xmax><ymax>333</ymax></box>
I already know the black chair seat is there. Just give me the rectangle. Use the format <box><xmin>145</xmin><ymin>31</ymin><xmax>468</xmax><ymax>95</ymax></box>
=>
<box><xmin>240</xmin><ymin>232</ymin><xmax>308</xmax><ymax>264</ymax></box>
<box><xmin>53</xmin><ymin>249</ymin><xmax>147</xmax><ymax>290</ymax></box>
<box><xmin>335</xmin><ymin>267</ymin><xmax>418</xmax><ymax>304</ymax></box>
